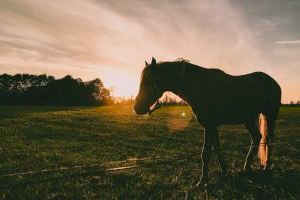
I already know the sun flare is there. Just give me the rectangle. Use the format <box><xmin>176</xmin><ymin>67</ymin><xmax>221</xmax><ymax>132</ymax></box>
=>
<box><xmin>101</xmin><ymin>69</ymin><xmax>139</xmax><ymax>97</ymax></box>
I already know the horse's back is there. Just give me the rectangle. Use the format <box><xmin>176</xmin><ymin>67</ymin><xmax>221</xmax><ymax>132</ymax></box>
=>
<box><xmin>239</xmin><ymin>71</ymin><xmax>281</xmax><ymax>104</ymax></box>
<box><xmin>228</xmin><ymin>71</ymin><xmax>281</xmax><ymax>120</ymax></box>
<box><xmin>200</xmin><ymin>70</ymin><xmax>281</xmax><ymax>125</ymax></box>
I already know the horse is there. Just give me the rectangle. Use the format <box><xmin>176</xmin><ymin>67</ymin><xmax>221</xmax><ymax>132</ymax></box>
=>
<box><xmin>134</xmin><ymin>57</ymin><xmax>281</xmax><ymax>185</ymax></box>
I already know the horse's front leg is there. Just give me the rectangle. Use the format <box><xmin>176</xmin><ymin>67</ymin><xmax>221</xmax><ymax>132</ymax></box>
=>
<box><xmin>197</xmin><ymin>126</ymin><xmax>214</xmax><ymax>186</ymax></box>
<box><xmin>212</xmin><ymin>129</ymin><xmax>227</xmax><ymax>176</ymax></box>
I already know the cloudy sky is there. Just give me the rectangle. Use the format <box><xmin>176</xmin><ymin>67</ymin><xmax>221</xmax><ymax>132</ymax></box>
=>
<box><xmin>0</xmin><ymin>0</ymin><xmax>299</xmax><ymax>102</ymax></box>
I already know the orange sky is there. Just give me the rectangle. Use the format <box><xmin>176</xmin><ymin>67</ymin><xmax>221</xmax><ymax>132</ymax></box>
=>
<box><xmin>0</xmin><ymin>0</ymin><xmax>299</xmax><ymax>103</ymax></box>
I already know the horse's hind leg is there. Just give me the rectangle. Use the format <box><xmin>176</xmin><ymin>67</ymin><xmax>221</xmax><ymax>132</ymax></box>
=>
<box><xmin>263</xmin><ymin>96</ymin><xmax>280</xmax><ymax>170</ymax></box>
<box><xmin>197</xmin><ymin>126</ymin><xmax>214</xmax><ymax>186</ymax></box>
<box><xmin>244</xmin><ymin>119</ymin><xmax>261</xmax><ymax>172</ymax></box>
<box><xmin>264</xmin><ymin>119</ymin><xmax>275</xmax><ymax>170</ymax></box>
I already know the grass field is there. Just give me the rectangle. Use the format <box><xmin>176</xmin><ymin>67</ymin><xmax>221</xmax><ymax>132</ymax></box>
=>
<box><xmin>0</xmin><ymin>105</ymin><xmax>299</xmax><ymax>199</ymax></box>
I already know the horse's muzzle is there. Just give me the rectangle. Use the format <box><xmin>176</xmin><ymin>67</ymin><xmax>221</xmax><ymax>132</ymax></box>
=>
<box><xmin>134</xmin><ymin>101</ymin><xmax>161</xmax><ymax>115</ymax></box>
<box><xmin>134</xmin><ymin>103</ymin><xmax>148</xmax><ymax>115</ymax></box>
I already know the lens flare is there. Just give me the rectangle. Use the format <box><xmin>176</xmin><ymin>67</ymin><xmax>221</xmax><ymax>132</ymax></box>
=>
<box><xmin>166</xmin><ymin>110</ymin><xmax>192</xmax><ymax>132</ymax></box>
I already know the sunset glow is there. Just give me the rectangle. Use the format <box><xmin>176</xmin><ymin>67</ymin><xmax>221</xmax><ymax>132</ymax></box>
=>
<box><xmin>0</xmin><ymin>0</ymin><xmax>299</xmax><ymax>102</ymax></box>
<box><xmin>101</xmin><ymin>68</ymin><xmax>139</xmax><ymax>97</ymax></box>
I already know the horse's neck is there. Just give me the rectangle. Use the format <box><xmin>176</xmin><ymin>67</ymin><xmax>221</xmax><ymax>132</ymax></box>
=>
<box><xmin>161</xmin><ymin>62</ymin><xmax>207</xmax><ymax>104</ymax></box>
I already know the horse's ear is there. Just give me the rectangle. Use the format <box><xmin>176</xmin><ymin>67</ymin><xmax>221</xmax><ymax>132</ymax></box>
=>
<box><xmin>145</xmin><ymin>61</ymin><xmax>149</xmax><ymax>66</ymax></box>
<box><xmin>151</xmin><ymin>57</ymin><xmax>156</xmax><ymax>65</ymax></box>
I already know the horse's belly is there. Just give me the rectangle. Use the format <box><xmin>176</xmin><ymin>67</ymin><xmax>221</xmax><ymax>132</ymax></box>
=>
<box><xmin>219</xmin><ymin>115</ymin><xmax>246</xmax><ymax>125</ymax></box>
<box><xmin>218</xmin><ymin>108</ymin><xmax>258</xmax><ymax>125</ymax></box>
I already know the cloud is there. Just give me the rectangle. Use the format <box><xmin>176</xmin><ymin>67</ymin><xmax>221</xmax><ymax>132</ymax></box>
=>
<box><xmin>0</xmin><ymin>0</ymin><xmax>263</xmax><ymax>66</ymax></box>
<box><xmin>276</xmin><ymin>40</ymin><xmax>300</xmax><ymax>44</ymax></box>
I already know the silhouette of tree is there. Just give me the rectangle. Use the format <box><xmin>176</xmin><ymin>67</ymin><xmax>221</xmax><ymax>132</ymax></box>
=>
<box><xmin>0</xmin><ymin>74</ymin><xmax>112</xmax><ymax>106</ymax></box>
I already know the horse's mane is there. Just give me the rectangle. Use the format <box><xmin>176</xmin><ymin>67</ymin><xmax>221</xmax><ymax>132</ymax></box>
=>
<box><xmin>174</xmin><ymin>58</ymin><xmax>190</xmax><ymax>63</ymax></box>
<box><xmin>156</xmin><ymin>58</ymin><xmax>228</xmax><ymax>79</ymax></box>
<box><xmin>157</xmin><ymin>58</ymin><xmax>190</xmax><ymax>65</ymax></box>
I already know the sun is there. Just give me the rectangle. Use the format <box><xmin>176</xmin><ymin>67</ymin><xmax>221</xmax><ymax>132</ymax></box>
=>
<box><xmin>101</xmin><ymin>69</ymin><xmax>139</xmax><ymax>97</ymax></box>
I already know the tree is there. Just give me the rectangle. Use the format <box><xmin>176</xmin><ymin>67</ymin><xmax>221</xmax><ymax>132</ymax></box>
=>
<box><xmin>0</xmin><ymin>73</ymin><xmax>112</xmax><ymax>106</ymax></box>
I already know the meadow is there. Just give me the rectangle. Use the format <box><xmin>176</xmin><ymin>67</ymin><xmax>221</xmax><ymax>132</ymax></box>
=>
<box><xmin>0</xmin><ymin>105</ymin><xmax>299</xmax><ymax>199</ymax></box>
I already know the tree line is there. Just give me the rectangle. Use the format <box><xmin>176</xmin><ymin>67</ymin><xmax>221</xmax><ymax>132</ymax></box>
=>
<box><xmin>282</xmin><ymin>101</ymin><xmax>300</xmax><ymax>107</ymax></box>
<box><xmin>0</xmin><ymin>74</ymin><xmax>112</xmax><ymax>106</ymax></box>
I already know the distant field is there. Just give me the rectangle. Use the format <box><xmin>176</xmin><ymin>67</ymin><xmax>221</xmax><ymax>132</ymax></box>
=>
<box><xmin>0</xmin><ymin>106</ymin><xmax>299</xmax><ymax>199</ymax></box>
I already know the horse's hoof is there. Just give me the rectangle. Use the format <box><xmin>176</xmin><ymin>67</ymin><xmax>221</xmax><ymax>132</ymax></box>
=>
<box><xmin>264</xmin><ymin>162</ymin><xmax>272</xmax><ymax>171</ymax></box>
<box><xmin>243</xmin><ymin>164</ymin><xmax>253</xmax><ymax>172</ymax></box>
<box><xmin>259</xmin><ymin>165</ymin><xmax>265</xmax><ymax>171</ymax></box>
<box><xmin>243</xmin><ymin>167</ymin><xmax>253</xmax><ymax>175</ymax></box>
<box><xmin>220</xmin><ymin>172</ymin><xmax>230</xmax><ymax>182</ymax></box>
<box><xmin>195</xmin><ymin>177</ymin><xmax>208</xmax><ymax>188</ymax></box>
<box><xmin>262</xmin><ymin>166</ymin><xmax>272</xmax><ymax>176</ymax></box>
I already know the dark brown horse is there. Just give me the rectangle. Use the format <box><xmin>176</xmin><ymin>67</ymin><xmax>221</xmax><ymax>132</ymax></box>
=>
<box><xmin>134</xmin><ymin>57</ymin><xmax>281</xmax><ymax>185</ymax></box>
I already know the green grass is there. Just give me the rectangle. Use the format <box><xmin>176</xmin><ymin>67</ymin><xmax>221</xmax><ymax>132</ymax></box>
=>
<box><xmin>0</xmin><ymin>105</ymin><xmax>299</xmax><ymax>199</ymax></box>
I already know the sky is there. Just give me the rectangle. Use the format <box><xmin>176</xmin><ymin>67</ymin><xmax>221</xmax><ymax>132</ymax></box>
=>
<box><xmin>0</xmin><ymin>0</ymin><xmax>299</xmax><ymax>102</ymax></box>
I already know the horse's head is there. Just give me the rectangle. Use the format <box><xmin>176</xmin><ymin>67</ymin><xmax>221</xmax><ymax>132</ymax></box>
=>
<box><xmin>134</xmin><ymin>57</ymin><xmax>164</xmax><ymax>115</ymax></box>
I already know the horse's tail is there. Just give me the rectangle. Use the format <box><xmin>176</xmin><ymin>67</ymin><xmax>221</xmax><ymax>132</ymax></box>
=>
<box><xmin>258</xmin><ymin>113</ymin><xmax>268</xmax><ymax>168</ymax></box>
